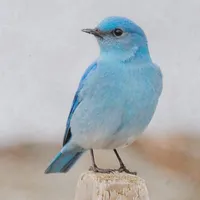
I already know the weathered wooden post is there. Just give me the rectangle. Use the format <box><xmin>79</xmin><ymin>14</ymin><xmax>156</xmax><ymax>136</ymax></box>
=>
<box><xmin>74</xmin><ymin>171</ymin><xmax>149</xmax><ymax>200</ymax></box>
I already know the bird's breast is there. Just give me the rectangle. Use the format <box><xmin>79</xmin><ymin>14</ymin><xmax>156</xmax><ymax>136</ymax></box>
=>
<box><xmin>87</xmin><ymin>63</ymin><xmax>159</xmax><ymax>108</ymax></box>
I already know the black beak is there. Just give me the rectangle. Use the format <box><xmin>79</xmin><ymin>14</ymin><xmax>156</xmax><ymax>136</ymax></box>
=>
<box><xmin>82</xmin><ymin>28</ymin><xmax>103</xmax><ymax>39</ymax></box>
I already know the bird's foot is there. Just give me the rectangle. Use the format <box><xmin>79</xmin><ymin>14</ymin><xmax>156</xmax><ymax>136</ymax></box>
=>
<box><xmin>89</xmin><ymin>166</ymin><xmax>116</xmax><ymax>173</ymax></box>
<box><xmin>89</xmin><ymin>165</ymin><xmax>137</xmax><ymax>175</ymax></box>
<box><xmin>118</xmin><ymin>165</ymin><xmax>137</xmax><ymax>175</ymax></box>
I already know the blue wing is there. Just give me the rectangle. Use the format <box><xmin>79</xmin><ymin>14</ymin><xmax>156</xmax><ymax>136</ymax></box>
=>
<box><xmin>63</xmin><ymin>61</ymin><xmax>97</xmax><ymax>146</ymax></box>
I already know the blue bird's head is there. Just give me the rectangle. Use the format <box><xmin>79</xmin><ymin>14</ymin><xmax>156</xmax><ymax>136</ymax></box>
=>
<box><xmin>82</xmin><ymin>16</ymin><xmax>150</xmax><ymax>61</ymax></box>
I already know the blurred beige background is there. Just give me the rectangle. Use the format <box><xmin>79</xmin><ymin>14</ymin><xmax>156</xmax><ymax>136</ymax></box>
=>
<box><xmin>1</xmin><ymin>135</ymin><xmax>200</xmax><ymax>200</ymax></box>
<box><xmin>0</xmin><ymin>0</ymin><xmax>200</xmax><ymax>199</ymax></box>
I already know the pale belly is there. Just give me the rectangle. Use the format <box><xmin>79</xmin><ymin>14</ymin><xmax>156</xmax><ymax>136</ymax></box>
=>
<box><xmin>70</xmin><ymin>96</ymin><xmax>158</xmax><ymax>149</ymax></box>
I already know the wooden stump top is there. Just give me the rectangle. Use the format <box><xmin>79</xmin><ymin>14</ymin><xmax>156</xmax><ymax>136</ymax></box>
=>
<box><xmin>74</xmin><ymin>171</ymin><xmax>149</xmax><ymax>200</ymax></box>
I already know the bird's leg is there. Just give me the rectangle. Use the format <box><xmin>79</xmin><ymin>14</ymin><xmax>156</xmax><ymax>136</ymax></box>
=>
<box><xmin>113</xmin><ymin>149</ymin><xmax>137</xmax><ymax>175</ymax></box>
<box><xmin>89</xmin><ymin>149</ymin><xmax>98</xmax><ymax>169</ymax></box>
<box><xmin>89</xmin><ymin>149</ymin><xmax>116</xmax><ymax>173</ymax></box>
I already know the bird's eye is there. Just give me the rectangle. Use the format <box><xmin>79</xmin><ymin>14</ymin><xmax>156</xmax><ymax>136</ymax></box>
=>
<box><xmin>112</xmin><ymin>28</ymin><xmax>123</xmax><ymax>37</ymax></box>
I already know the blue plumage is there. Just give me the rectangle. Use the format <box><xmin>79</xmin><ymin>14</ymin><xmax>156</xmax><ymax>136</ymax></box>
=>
<box><xmin>45</xmin><ymin>16</ymin><xmax>162</xmax><ymax>174</ymax></box>
<box><xmin>45</xmin><ymin>150</ymin><xmax>83</xmax><ymax>173</ymax></box>
<box><xmin>63</xmin><ymin>62</ymin><xmax>97</xmax><ymax>145</ymax></box>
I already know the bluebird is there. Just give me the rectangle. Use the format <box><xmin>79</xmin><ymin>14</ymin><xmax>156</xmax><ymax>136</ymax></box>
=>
<box><xmin>45</xmin><ymin>16</ymin><xmax>162</xmax><ymax>174</ymax></box>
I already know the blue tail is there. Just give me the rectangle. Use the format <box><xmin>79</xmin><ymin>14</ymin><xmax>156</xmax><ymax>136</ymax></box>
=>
<box><xmin>45</xmin><ymin>150</ymin><xmax>83</xmax><ymax>174</ymax></box>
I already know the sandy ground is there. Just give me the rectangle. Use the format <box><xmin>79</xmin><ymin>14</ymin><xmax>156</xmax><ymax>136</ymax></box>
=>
<box><xmin>1</xmin><ymin>135</ymin><xmax>200</xmax><ymax>200</ymax></box>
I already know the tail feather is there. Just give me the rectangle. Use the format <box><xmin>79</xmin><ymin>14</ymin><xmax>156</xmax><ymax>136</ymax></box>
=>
<box><xmin>45</xmin><ymin>151</ymin><xmax>83</xmax><ymax>174</ymax></box>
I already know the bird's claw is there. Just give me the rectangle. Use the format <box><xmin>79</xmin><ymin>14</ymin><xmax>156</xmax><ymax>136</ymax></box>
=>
<box><xmin>89</xmin><ymin>166</ymin><xmax>116</xmax><ymax>173</ymax></box>
<box><xmin>118</xmin><ymin>165</ymin><xmax>137</xmax><ymax>175</ymax></box>
<box><xmin>89</xmin><ymin>165</ymin><xmax>137</xmax><ymax>175</ymax></box>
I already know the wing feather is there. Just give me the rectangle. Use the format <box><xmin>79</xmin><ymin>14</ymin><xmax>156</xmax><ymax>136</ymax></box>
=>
<box><xmin>63</xmin><ymin>61</ymin><xmax>97</xmax><ymax>146</ymax></box>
